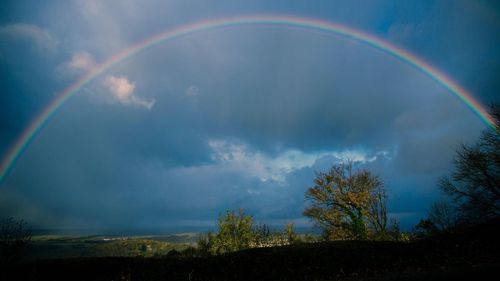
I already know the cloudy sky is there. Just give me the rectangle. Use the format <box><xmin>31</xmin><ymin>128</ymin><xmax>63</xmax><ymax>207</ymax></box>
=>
<box><xmin>0</xmin><ymin>0</ymin><xmax>499</xmax><ymax>232</ymax></box>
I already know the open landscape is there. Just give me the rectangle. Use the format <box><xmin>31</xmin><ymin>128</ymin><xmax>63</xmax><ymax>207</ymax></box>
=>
<box><xmin>24</xmin><ymin>233</ymin><xmax>196</xmax><ymax>260</ymax></box>
<box><xmin>1</xmin><ymin>1</ymin><xmax>499</xmax><ymax>280</ymax></box>
<box><xmin>4</xmin><ymin>218</ymin><xmax>500</xmax><ymax>280</ymax></box>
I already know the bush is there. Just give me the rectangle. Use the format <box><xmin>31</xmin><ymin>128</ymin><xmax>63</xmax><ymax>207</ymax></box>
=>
<box><xmin>180</xmin><ymin>246</ymin><xmax>198</xmax><ymax>258</ymax></box>
<box><xmin>166</xmin><ymin>249</ymin><xmax>181</xmax><ymax>257</ymax></box>
<box><xmin>196</xmin><ymin>232</ymin><xmax>215</xmax><ymax>257</ymax></box>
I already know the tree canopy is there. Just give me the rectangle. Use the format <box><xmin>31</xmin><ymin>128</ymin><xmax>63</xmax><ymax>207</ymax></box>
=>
<box><xmin>303</xmin><ymin>161</ymin><xmax>389</xmax><ymax>240</ymax></box>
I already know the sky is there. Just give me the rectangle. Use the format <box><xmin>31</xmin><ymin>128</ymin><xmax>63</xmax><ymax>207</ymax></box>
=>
<box><xmin>0</xmin><ymin>0</ymin><xmax>499</xmax><ymax>233</ymax></box>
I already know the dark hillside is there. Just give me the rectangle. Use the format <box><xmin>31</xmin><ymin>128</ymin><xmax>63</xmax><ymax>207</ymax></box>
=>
<box><xmin>3</xmin><ymin>218</ymin><xmax>500</xmax><ymax>281</ymax></box>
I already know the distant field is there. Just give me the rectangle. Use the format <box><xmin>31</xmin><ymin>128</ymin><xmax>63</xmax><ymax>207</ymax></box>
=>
<box><xmin>26</xmin><ymin>233</ymin><xmax>198</xmax><ymax>260</ymax></box>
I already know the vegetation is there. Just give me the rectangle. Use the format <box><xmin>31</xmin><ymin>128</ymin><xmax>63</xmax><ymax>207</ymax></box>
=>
<box><xmin>5</xmin><ymin>107</ymin><xmax>500</xmax><ymax>279</ymax></box>
<box><xmin>0</xmin><ymin>217</ymin><xmax>32</xmax><ymax>266</ymax></box>
<box><xmin>284</xmin><ymin>222</ymin><xmax>297</xmax><ymax>244</ymax></box>
<box><xmin>198</xmin><ymin>209</ymin><xmax>254</xmax><ymax>255</ymax></box>
<box><xmin>414</xmin><ymin>105</ymin><xmax>500</xmax><ymax>235</ymax></box>
<box><xmin>439</xmin><ymin>105</ymin><xmax>499</xmax><ymax>223</ymax></box>
<box><xmin>427</xmin><ymin>200</ymin><xmax>458</xmax><ymax>231</ymax></box>
<box><xmin>92</xmin><ymin>239</ymin><xmax>187</xmax><ymax>257</ymax></box>
<box><xmin>303</xmin><ymin>161</ymin><xmax>396</xmax><ymax>240</ymax></box>
<box><xmin>22</xmin><ymin>235</ymin><xmax>195</xmax><ymax>260</ymax></box>
<box><xmin>197</xmin><ymin>209</ymin><xmax>299</xmax><ymax>255</ymax></box>
<box><xmin>413</xmin><ymin>218</ymin><xmax>440</xmax><ymax>238</ymax></box>
<box><xmin>5</xmin><ymin>218</ymin><xmax>500</xmax><ymax>281</ymax></box>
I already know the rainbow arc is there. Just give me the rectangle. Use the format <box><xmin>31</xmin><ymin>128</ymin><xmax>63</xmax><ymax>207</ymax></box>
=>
<box><xmin>0</xmin><ymin>15</ymin><xmax>494</xmax><ymax>183</ymax></box>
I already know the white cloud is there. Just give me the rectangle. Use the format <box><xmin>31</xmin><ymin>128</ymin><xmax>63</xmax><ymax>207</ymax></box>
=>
<box><xmin>0</xmin><ymin>23</ymin><xmax>58</xmax><ymax>52</ymax></box>
<box><xmin>208</xmin><ymin>139</ymin><xmax>386</xmax><ymax>182</ymax></box>
<box><xmin>103</xmin><ymin>75</ymin><xmax>155</xmax><ymax>109</ymax></box>
<box><xmin>68</xmin><ymin>51</ymin><xmax>96</xmax><ymax>72</ymax></box>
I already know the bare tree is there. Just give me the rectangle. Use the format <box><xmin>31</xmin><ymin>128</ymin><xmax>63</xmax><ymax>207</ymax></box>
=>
<box><xmin>367</xmin><ymin>187</ymin><xmax>389</xmax><ymax>239</ymax></box>
<box><xmin>439</xmin><ymin>104</ymin><xmax>500</xmax><ymax>223</ymax></box>
<box><xmin>427</xmin><ymin>200</ymin><xmax>457</xmax><ymax>231</ymax></box>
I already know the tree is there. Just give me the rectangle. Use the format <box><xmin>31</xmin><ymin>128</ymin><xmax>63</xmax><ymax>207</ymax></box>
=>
<box><xmin>413</xmin><ymin>200</ymin><xmax>457</xmax><ymax>238</ymax></box>
<box><xmin>427</xmin><ymin>200</ymin><xmax>457</xmax><ymax>231</ymax></box>
<box><xmin>0</xmin><ymin>217</ymin><xmax>32</xmax><ymax>266</ymax></box>
<box><xmin>204</xmin><ymin>209</ymin><xmax>255</xmax><ymax>255</ymax></box>
<box><xmin>367</xmin><ymin>187</ymin><xmax>389</xmax><ymax>239</ymax></box>
<box><xmin>413</xmin><ymin>218</ymin><xmax>439</xmax><ymax>238</ymax></box>
<box><xmin>197</xmin><ymin>210</ymin><xmax>301</xmax><ymax>255</ymax></box>
<box><xmin>439</xmin><ymin>104</ymin><xmax>500</xmax><ymax>223</ymax></box>
<box><xmin>303</xmin><ymin>161</ymin><xmax>386</xmax><ymax>240</ymax></box>
<box><xmin>253</xmin><ymin>223</ymin><xmax>272</xmax><ymax>247</ymax></box>
<box><xmin>284</xmin><ymin>222</ymin><xmax>297</xmax><ymax>244</ymax></box>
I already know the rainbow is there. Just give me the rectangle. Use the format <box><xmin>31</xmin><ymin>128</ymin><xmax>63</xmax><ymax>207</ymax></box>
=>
<box><xmin>0</xmin><ymin>15</ymin><xmax>495</xmax><ymax>183</ymax></box>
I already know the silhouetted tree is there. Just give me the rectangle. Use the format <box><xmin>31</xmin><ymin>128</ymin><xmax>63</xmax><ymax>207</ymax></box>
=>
<box><xmin>427</xmin><ymin>199</ymin><xmax>458</xmax><ymax>231</ymax></box>
<box><xmin>439</xmin><ymin>104</ymin><xmax>500</xmax><ymax>223</ymax></box>
<box><xmin>413</xmin><ymin>199</ymin><xmax>457</xmax><ymax>238</ymax></box>
<box><xmin>387</xmin><ymin>218</ymin><xmax>402</xmax><ymax>241</ymax></box>
<box><xmin>413</xmin><ymin>218</ymin><xmax>439</xmax><ymax>238</ymax></box>
<box><xmin>0</xmin><ymin>217</ymin><xmax>32</xmax><ymax>266</ymax></box>
<box><xmin>303</xmin><ymin>161</ymin><xmax>387</xmax><ymax>240</ymax></box>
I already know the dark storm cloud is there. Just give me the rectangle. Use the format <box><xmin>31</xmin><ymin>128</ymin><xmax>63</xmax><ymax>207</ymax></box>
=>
<box><xmin>0</xmin><ymin>21</ymin><xmax>62</xmax><ymax>154</ymax></box>
<box><xmin>383</xmin><ymin>0</ymin><xmax>500</xmax><ymax>104</ymax></box>
<box><xmin>0</xmin><ymin>0</ymin><xmax>498</xmax><ymax>231</ymax></box>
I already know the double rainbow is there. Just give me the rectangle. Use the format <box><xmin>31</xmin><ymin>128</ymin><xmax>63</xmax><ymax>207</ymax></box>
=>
<box><xmin>0</xmin><ymin>15</ymin><xmax>495</xmax><ymax>183</ymax></box>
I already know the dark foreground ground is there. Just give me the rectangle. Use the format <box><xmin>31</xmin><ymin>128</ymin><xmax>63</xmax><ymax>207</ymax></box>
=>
<box><xmin>3</xmin><ymin>219</ymin><xmax>500</xmax><ymax>281</ymax></box>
